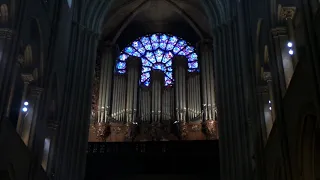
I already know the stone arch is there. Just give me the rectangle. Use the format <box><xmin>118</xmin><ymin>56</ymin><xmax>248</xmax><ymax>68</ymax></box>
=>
<box><xmin>0</xmin><ymin>4</ymin><xmax>9</xmax><ymax>24</ymax></box>
<box><xmin>80</xmin><ymin>0</ymin><xmax>228</xmax><ymax>36</ymax></box>
<box><xmin>28</xmin><ymin>17</ymin><xmax>44</xmax><ymax>86</ymax></box>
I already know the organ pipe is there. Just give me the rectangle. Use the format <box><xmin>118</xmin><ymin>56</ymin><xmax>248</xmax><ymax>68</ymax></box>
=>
<box><xmin>151</xmin><ymin>70</ymin><xmax>164</xmax><ymax>123</ymax></box>
<box><xmin>126</xmin><ymin>57</ymin><xmax>141</xmax><ymax>123</ymax></box>
<box><xmin>199</xmin><ymin>40</ymin><xmax>216</xmax><ymax>121</ymax></box>
<box><xmin>98</xmin><ymin>45</ymin><xmax>115</xmax><ymax>122</ymax></box>
<box><xmin>173</xmin><ymin>56</ymin><xmax>187</xmax><ymax>123</ymax></box>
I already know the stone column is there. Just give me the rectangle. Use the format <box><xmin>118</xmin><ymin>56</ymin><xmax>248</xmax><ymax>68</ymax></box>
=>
<box><xmin>263</xmin><ymin>72</ymin><xmax>276</xmax><ymax>122</ymax></box>
<box><xmin>53</xmin><ymin>24</ymin><xmax>99</xmax><ymax>180</ymax></box>
<box><xmin>271</xmin><ymin>28</ymin><xmax>294</xmax><ymax>95</ymax></box>
<box><xmin>27</xmin><ymin>87</ymin><xmax>44</xmax><ymax>149</ymax></box>
<box><xmin>97</xmin><ymin>43</ymin><xmax>116</xmax><ymax>123</ymax></box>
<box><xmin>278</xmin><ymin>6</ymin><xmax>298</xmax><ymax>66</ymax></box>
<box><xmin>150</xmin><ymin>70</ymin><xmax>164</xmax><ymax>123</ymax></box>
<box><xmin>16</xmin><ymin>73</ymin><xmax>34</xmax><ymax>135</ymax></box>
<box><xmin>5</xmin><ymin>61</ymin><xmax>21</xmax><ymax>118</ymax></box>
<box><xmin>125</xmin><ymin>57</ymin><xmax>141</xmax><ymax>124</ymax></box>
<box><xmin>0</xmin><ymin>28</ymin><xmax>16</xmax><ymax>127</ymax></box>
<box><xmin>173</xmin><ymin>56</ymin><xmax>187</xmax><ymax>123</ymax></box>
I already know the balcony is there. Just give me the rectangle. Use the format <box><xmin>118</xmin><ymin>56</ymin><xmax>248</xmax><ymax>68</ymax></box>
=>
<box><xmin>86</xmin><ymin>141</ymin><xmax>220</xmax><ymax>180</ymax></box>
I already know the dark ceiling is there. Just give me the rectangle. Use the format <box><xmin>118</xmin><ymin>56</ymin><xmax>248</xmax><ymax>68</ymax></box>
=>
<box><xmin>101</xmin><ymin>0</ymin><xmax>211</xmax><ymax>44</ymax></box>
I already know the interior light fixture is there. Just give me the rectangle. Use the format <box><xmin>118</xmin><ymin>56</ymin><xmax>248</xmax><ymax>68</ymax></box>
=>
<box><xmin>289</xmin><ymin>49</ymin><xmax>294</xmax><ymax>55</ymax></box>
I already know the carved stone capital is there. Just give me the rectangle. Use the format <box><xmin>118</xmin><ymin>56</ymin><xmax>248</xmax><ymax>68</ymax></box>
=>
<box><xmin>21</xmin><ymin>73</ymin><xmax>34</xmax><ymax>83</ymax></box>
<box><xmin>0</xmin><ymin>28</ymin><xmax>14</xmax><ymax>39</ymax></box>
<box><xmin>278</xmin><ymin>6</ymin><xmax>296</xmax><ymax>21</ymax></box>
<box><xmin>263</xmin><ymin>72</ymin><xmax>272</xmax><ymax>82</ymax></box>
<box><xmin>256</xmin><ymin>85</ymin><xmax>269</xmax><ymax>94</ymax></box>
<box><xmin>271</xmin><ymin>27</ymin><xmax>287</xmax><ymax>38</ymax></box>
<box><xmin>204</xmin><ymin>120</ymin><xmax>219</xmax><ymax>140</ymax></box>
<box><xmin>29</xmin><ymin>87</ymin><xmax>44</xmax><ymax>98</ymax></box>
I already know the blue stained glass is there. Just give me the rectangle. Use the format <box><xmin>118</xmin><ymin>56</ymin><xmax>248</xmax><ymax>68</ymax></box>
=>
<box><xmin>166</xmin><ymin>60</ymin><xmax>172</xmax><ymax>67</ymax></box>
<box><xmin>167</xmin><ymin>36</ymin><xmax>178</xmax><ymax>51</ymax></box>
<box><xmin>116</xmin><ymin>34</ymin><xmax>199</xmax><ymax>86</ymax></box>
<box><xmin>133</xmin><ymin>51</ymin><xmax>141</xmax><ymax>57</ymax></box>
<box><xmin>141</xmin><ymin>58</ymin><xmax>153</xmax><ymax>67</ymax></box>
<box><xmin>164</xmin><ymin>76</ymin><xmax>173</xmax><ymax>86</ymax></box>
<box><xmin>187</xmin><ymin>53</ymin><xmax>198</xmax><ymax>62</ymax></box>
<box><xmin>188</xmin><ymin>62</ymin><xmax>198</xmax><ymax>68</ymax></box>
<box><xmin>159</xmin><ymin>34</ymin><xmax>168</xmax><ymax>49</ymax></box>
<box><xmin>166</xmin><ymin>72</ymin><xmax>173</xmax><ymax>79</ymax></box>
<box><xmin>154</xmin><ymin>49</ymin><xmax>164</xmax><ymax>62</ymax></box>
<box><xmin>181</xmin><ymin>46</ymin><xmax>194</xmax><ymax>55</ymax></box>
<box><xmin>124</xmin><ymin>47</ymin><xmax>135</xmax><ymax>55</ymax></box>
<box><xmin>141</xmin><ymin>72</ymin><xmax>150</xmax><ymax>82</ymax></box>
<box><xmin>132</xmin><ymin>41</ymin><xmax>145</xmax><ymax>54</ymax></box>
<box><xmin>116</xmin><ymin>62</ymin><xmax>126</xmax><ymax>69</ymax></box>
<box><xmin>142</xmin><ymin>67</ymin><xmax>151</xmax><ymax>73</ymax></box>
<box><xmin>163</xmin><ymin>52</ymin><xmax>173</xmax><ymax>63</ymax></box>
<box><xmin>153</xmin><ymin>63</ymin><xmax>166</xmax><ymax>71</ymax></box>
<box><xmin>119</xmin><ymin>54</ymin><xmax>129</xmax><ymax>61</ymax></box>
<box><xmin>145</xmin><ymin>52</ymin><xmax>156</xmax><ymax>63</ymax></box>
<box><xmin>150</xmin><ymin>34</ymin><xmax>159</xmax><ymax>50</ymax></box>
<box><xmin>144</xmin><ymin>80</ymin><xmax>150</xmax><ymax>86</ymax></box>
<box><xmin>140</xmin><ymin>37</ymin><xmax>152</xmax><ymax>50</ymax></box>
<box><xmin>188</xmin><ymin>69</ymin><xmax>197</xmax><ymax>72</ymax></box>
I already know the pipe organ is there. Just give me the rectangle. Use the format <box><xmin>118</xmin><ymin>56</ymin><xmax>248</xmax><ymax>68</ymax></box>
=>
<box><xmin>91</xmin><ymin>39</ymin><xmax>218</xmax><ymax>141</ymax></box>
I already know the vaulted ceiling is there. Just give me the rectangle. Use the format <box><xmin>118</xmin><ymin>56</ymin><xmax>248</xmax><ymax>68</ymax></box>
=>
<box><xmin>101</xmin><ymin>0</ymin><xmax>212</xmax><ymax>43</ymax></box>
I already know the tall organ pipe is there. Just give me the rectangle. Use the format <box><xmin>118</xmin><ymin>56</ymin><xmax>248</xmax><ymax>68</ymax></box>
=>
<box><xmin>199</xmin><ymin>42</ymin><xmax>208</xmax><ymax>121</ymax></box>
<box><xmin>125</xmin><ymin>57</ymin><xmax>141</xmax><ymax>123</ymax></box>
<box><xmin>195</xmin><ymin>74</ymin><xmax>201</xmax><ymax>116</ymax></box>
<box><xmin>150</xmin><ymin>70</ymin><xmax>163</xmax><ymax>123</ymax></box>
<box><xmin>97</xmin><ymin>45</ymin><xmax>116</xmax><ymax>122</ymax></box>
<box><xmin>173</xmin><ymin>56</ymin><xmax>187</xmax><ymax>123</ymax></box>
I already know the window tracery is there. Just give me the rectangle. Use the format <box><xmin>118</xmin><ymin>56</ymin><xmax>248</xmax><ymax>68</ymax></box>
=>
<box><xmin>115</xmin><ymin>33</ymin><xmax>199</xmax><ymax>86</ymax></box>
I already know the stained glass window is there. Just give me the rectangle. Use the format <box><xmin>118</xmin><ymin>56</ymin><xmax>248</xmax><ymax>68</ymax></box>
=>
<box><xmin>115</xmin><ymin>33</ymin><xmax>199</xmax><ymax>86</ymax></box>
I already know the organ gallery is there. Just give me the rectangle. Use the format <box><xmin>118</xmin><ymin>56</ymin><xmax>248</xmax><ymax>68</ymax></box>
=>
<box><xmin>89</xmin><ymin>33</ymin><xmax>218</xmax><ymax>142</ymax></box>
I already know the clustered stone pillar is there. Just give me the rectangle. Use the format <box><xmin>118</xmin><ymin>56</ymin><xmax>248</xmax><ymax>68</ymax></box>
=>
<box><xmin>125</xmin><ymin>57</ymin><xmax>141</xmax><ymax>124</ymax></box>
<box><xmin>26</xmin><ymin>87</ymin><xmax>43</xmax><ymax>149</ymax></box>
<box><xmin>212</xmin><ymin>17</ymin><xmax>253</xmax><ymax>180</ymax></box>
<box><xmin>111</xmin><ymin>74</ymin><xmax>127</xmax><ymax>122</ymax></box>
<box><xmin>271</xmin><ymin>27</ymin><xmax>294</xmax><ymax>97</ymax></box>
<box><xmin>16</xmin><ymin>73</ymin><xmax>34</xmax><ymax>135</ymax></box>
<box><xmin>187</xmin><ymin>72</ymin><xmax>201</xmax><ymax>120</ymax></box>
<box><xmin>53</xmin><ymin>24</ymin><xmax>99</xmax><ymax>180</ymax></box>
<box><xmin>0</xmin><ymin>28</ymin><xmax>15</xmax><ymax>122</ymax></box>
<box><xmin>199</xmin><ymin>40</ymin><xmax>218</xmax><ymax>139</ymax></box>
<box><xmin>150</xmin><ymin>70</ymin><xmax>164</xmax><ymax>123</ymax></box>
